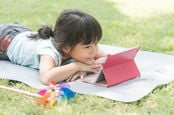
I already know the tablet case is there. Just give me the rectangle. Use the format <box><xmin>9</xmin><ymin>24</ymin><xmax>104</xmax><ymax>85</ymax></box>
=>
<box><xmin>82</xmin><ymin>46</ymin><xmax>140</xmax><ymax>87</ymax></box>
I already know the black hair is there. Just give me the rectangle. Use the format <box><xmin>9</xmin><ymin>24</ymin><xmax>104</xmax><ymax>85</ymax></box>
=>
<box><xmin>53</xmin><ymin>9</ymin><xmax>102</xmax><ymax>51</ymax></box>
<box><xmin>29</xmin><ymin>9</ymin><xmax>102</xmax><ymax>52</ymax></box>
<box><xmin>28</xmin><ymin>25</ymin><xmax>53</xmax><ymax>39</ymax></box>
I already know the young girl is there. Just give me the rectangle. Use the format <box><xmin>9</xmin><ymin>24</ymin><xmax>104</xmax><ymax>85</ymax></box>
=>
<box><xmin>0</xmin><ymin>9</ymin><xmax>106</xmax><ymax>85</ymax></box>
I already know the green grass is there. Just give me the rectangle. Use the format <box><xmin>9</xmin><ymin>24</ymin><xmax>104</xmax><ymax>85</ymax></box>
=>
<box><xmin>1</xmin><ymin>0</ymin><xmax>174</xmax><ymax>114</ymax></box>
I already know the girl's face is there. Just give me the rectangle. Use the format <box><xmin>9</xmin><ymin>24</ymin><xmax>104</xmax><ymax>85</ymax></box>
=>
<box><xmin>68</xmin><ymin>42</ymin><xmax>98</xmax><ymax>64</ymax></box>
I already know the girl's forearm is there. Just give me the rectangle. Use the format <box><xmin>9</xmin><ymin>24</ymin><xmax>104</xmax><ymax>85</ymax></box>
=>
<box><xmin>40</xmin><ymin>62</ymin><xmax>79</xmax><ymax>85</ymax></box>
<box><xmin>95</xmin><ymin>47</ymin><xmax>107</xmax><ymax>59</ymax></box>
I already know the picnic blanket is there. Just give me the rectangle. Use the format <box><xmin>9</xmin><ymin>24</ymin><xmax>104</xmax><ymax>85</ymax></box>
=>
<box><xmin>0</xmin><ymin>44</ymin><xmax>174</xmax><ymax>102</ymax></box>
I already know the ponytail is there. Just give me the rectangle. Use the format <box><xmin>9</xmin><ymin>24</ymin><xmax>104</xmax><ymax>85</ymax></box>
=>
<box><xmin>28</xmin><ymin>25</ymin><xmax>53</xmax><ymax>40</ymax></box>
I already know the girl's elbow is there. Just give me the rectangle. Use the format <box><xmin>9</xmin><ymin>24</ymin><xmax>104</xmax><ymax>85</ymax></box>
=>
<box><xmin>40</xmin><ymin>75</ymin><xmax>50</xmax><ymax>85</ymax></box>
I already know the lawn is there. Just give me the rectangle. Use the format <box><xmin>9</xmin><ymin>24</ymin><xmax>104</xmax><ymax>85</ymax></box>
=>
<box><xmin>1</xmin><ymin>0</ymin><xmax>174</xmax><ymax>114</ymax></box>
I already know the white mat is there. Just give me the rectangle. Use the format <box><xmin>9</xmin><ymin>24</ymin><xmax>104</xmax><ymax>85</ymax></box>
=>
<box><xmin>1</xmin><ymin>44</ymin><xmax>174</xmax><ymax>102</ymax></box>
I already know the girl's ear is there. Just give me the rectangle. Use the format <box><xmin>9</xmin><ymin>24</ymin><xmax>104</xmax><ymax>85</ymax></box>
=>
<box><xmin>62</xmin><ymin>46</ymin><xmax>71</xmax><ymax>54</ymax></box>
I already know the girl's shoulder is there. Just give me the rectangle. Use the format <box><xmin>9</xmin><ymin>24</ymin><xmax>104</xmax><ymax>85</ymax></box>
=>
<box><xmin>13</xmin><ymin>31</ymin><xmax>36</xmax><ymax>41</ymax></box>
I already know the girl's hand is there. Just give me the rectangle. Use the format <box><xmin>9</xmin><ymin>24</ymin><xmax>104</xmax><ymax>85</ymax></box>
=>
<box><xmin>94</xmin><ymin>56</ymin><xmax>107</xmax><ymax>64</ymax></box>
<box><xmin>75</xmin><ymin>61</ymin><xmax>101</xmax><ymax>73</ymax></box>
<box><xmin>66</xmin><ymin>71</ymin><xmax>87</xmax><ymax>82</ymax></box>
<box><xmin>66</xmin><ymin>61</ymin><xmax>101</xmax><ymax>82</ymax></box>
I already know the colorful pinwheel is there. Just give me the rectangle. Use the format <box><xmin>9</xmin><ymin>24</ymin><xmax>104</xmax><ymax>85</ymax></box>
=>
<box><xmin>36</xmin><ymin>81</ymin><xmax>75</xmax><ymax>108</ymax></box>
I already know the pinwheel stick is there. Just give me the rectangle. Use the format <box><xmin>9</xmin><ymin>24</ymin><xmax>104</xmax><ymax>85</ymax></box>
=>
<box><xmin>0</xmin><ymin>85</ymin><xmax>41</xmax><ymax>98</ymax></box>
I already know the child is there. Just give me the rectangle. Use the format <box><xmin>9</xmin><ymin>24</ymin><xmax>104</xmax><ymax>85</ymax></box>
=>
<box><xmin>0</xmin><ymin>9</ymin><xmax>106</xmax><ymax>85</ymax></box>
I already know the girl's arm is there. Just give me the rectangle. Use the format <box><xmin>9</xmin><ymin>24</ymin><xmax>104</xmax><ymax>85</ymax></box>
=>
<box><xmin>94</xmin><ymin>45</ymin><xmax>107</xmax><ymax>64</ymax></box>
<box><xmin>39</xmin><ymin>55</ymin><xmax>100</xmax><ymax>85</ymax></box>
<box><xmin>95</xmin><ymin>45</ymin><xmax>107</xmax><ymax>59</ymax></box>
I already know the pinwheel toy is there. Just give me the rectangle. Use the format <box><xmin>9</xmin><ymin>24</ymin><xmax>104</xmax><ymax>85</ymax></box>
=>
<box><xmin>0</xmin><ymin>81</ymin><xmax>75</xmax><ymax>108</ymax></box>
<box><xmin>36</xmin><ymin>81</ymin><xmax>75</xmax><ymax>108</ymax></box>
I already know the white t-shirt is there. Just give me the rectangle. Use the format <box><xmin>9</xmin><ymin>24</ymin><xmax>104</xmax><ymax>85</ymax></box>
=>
<box><xmin>7</xmin><ymin>31</ymin><xmax>62</xmax><ymax>69</ymax></box>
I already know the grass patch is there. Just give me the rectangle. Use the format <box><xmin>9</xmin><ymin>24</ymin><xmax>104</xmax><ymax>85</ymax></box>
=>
<box><xmin>1</xmin><ymin>0</ymin><xmax>174</xmax><ymax>114</ymax></box>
